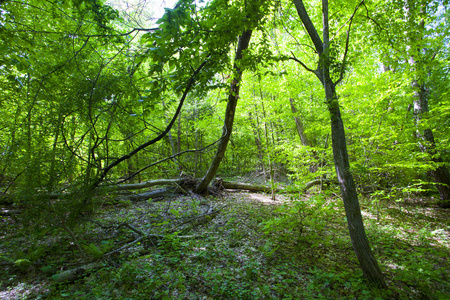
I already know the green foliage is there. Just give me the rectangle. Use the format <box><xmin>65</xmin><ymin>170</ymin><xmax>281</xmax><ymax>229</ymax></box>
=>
<box><xmin>1</xmin><ymin>0</ymin><xmax>450</xmax><ymax>297</ymax></box>
<box><xmin>262</xmin><ymin>193</ymin><xmax>339</xmax><ymax>246</ymax></box>
<box><xmin>82</xmin><ymin>241</ymin><xmax>114</xmax><ymax>259</ymax></box>
<box><xmin>14</xmin><ymin>259</ymin><xmax>32</xmax><ymax>272</ymax></box>
<box><xmin>304</xmin><ymin>268</ymin><xmax>388</xmax><ymax>300</ymax></box>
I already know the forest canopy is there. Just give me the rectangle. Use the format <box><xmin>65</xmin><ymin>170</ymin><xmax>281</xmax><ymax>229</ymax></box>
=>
<box><xmin>1</xmin><ymin>0</ymin><xmax>449</xmax><ymax>200</ymax></box>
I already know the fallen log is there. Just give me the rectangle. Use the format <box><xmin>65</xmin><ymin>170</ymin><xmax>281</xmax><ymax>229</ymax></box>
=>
<box><xmin>52</xmin><ymin>262</ymin><xmax>104</xmax><ymax>282</ymax></box>
<box><xmin>220</xmin><ymin>179</ymin><xmax>332</xmax><ymax>193</ymax></box>
<box><xmin>220</xmin><ymin>181</ymin><xmax>280</xmax><ymax>193</ymax></box>
<box><xmin>115</xmin><ymin>179</ymin><xmax>182</xmax><ymax>191</ymax></box>
<box><xmin>302</xmin><ymin>179</ymin><xmax>330</xmax><ymax>193</ymax></box>
<box><xmin>116</xmin><ymin>187</ymin><xmax>179</xmax><ymax>202</ymax></box>
<box><xmin>114</xmin><ymin>177</ymin><xmax>332</xmax><ymax>197</ymax></box>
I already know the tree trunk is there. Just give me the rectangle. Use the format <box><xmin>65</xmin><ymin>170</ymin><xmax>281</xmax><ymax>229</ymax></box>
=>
<box><xmin>194</xmin><ymin>99</ymin><xmax>200</xmax><ymax>177</ymax></box>
<box><xmin>196</xmin><ymin>30</ymin><xmax>253</xmax><ymax>193</ymax></box>
<box><xmin>163</xmin><ymin>100</ymin><xmax>180</xmax><ymax>172</ymax></box>
<box><xmin>412</xmin><ymin>83</ymin><xmax>450</xmax><ymax>208</ymax></box>
<box><xmin>261</xmin><ymin>99</ymin><xmax>275</xmax><ymax>200</ymax></box>
<box><xmin>292</xmin><ymin>0</ymin><xmax>386</xmax><ymax>288</ymax></box>
<box><xmin>289</xmin><ymin>98</ymin><xmax>311</xmax><ymax>146</ymax></box>
<box><xmin>249</xmin><ymin>111</ymin><xmax>266</xmax><ymax>175</ymax></box>
<box><xmin>424</xmin><ymin>130</ymin><xmax>450</xmax><ymax>208</ymax></box>
<box><xmin>407</xmin><ymin>0</ymin><xmax>450</xmax><ymax>208</ymax></box>
<box><xmin>326</xmin><ymin>80</ymin><xmax>386</xmax><ymax>288</ymax></box>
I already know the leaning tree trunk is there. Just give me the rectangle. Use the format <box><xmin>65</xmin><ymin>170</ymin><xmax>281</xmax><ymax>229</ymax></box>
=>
<box><xmin>196</xmin><ymin>30</ymin><xmax>253</xmax><ymax>193</ymax></box>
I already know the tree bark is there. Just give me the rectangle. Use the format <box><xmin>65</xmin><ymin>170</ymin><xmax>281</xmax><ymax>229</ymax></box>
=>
<box><xmin>196</xmin><ymin>30</ymin><xmax>253</xmax><ymax>193</ymax></box>
<box><xmin>326</xmin><ymin>80</ymin><xmax>386</xmax><ymax>288</ymax></box>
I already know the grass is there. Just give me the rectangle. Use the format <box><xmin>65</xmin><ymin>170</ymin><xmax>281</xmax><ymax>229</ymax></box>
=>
<box><xmin>0</xmin><ymin>189</ymin><xmax>449</xmax><ymax>299</ymax></box>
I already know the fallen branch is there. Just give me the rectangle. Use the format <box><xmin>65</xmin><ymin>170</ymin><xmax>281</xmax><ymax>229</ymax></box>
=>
<box><xmin>104</xmin><ymin>236</ymin><xmax>145</xmax><ymax>256</ymax></box>
<box><xmin>113</xmin><ymin>178</ymin><xmax>333</xmax><ymax>200</ymax></box>
<box><xmin>174</xmin><ymin>204</ymin><xmax>226</xmax><ymax>231</ymax></box>
<box><xmin>115</xmin><ymin>179</ymin><xmax>182</xmax><ymax>191</ymax></box>
<box><xmin>116</xmin><ymin>187</ymin><xmax>179</xmax><ymax>202</ymax></box>
<box><xmin>52</xmin><ymin>262</ymin><xmax>104</xmax><ymax>282</ymax></box>
<box><xmin>303</xmin><ymin>179</ymin><xmax>330</xmax><ymax>193</ymax></box>
<box><xmin>221</xmin><ymin>181</ymin><xmax>280</xmax><ymax>193</ymax></box>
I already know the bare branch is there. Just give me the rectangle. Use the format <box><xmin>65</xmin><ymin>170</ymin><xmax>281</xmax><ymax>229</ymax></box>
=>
<box><xmin>117</xmin><ymin>137</ymin><xmax>222</xmax><ymax>184</ymax></box>
<box><xmin>336</xmin><ymin>0</ymin><xmax>363</xmax><ymax>85</ymax></box>
<box><xmin>289</xmin><ymin>52</ymin><xmax>319</xmax><ymax>75</ymax></box>
<box><xmin>93</xmin><ymin>56</ymin><xmax>210</xmax><ymax>188</ymax></box>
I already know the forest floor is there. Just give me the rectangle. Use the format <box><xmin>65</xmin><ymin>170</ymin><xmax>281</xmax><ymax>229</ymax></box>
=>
<box><xmin>0</xmin><ymin>184</ymin><xmax>449</xmax><ymax>299</ymax></box>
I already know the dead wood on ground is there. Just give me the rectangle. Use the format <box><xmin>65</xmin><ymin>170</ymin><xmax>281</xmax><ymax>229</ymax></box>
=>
<box><xmin>114</xmin><ymin>176</ymin><xmax>330</xmax><ymax>202</ymax></box>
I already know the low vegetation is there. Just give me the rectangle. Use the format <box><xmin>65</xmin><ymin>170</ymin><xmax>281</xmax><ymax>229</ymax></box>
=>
<box><xmin>1</xmin><ymin>184</ymin><xmax>448</xmax><ymax>299</ymax></box>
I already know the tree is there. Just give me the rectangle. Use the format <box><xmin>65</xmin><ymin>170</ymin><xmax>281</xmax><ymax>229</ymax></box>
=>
<box><xmin>358</xmin><ymin>0</ymin><xmax>450</xmax><ymax>206</ymax></box>
<box><xmin>291</xmin><ymin>0</ymin><xmax>386</xmax><ymax>287</ymax></box>
<box><xmin>405</xmin><ymin>0</ymin><xmax>450</xmax><ymax>208</ymax></box>
<box><xmin>196</xmin><ymin>29</ymin><xmax>253</xmax><ymax>193</ymax></box>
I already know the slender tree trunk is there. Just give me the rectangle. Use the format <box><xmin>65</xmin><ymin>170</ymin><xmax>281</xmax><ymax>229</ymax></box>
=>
<box><xmin>162</xmin><ymin>100</ymin><xmax>179</xmax><ymax>172</ymax></box>
<box><xmin>323</xmin><ymin>1</ymin><xmax>385</xmax><ymax>287</ymax></box>
<box><xmin>289</xmin><ymin>98</ymin><xmax>311</xmax><ymax>147</ymax></box>
<box><xmin>292</xmin><ymin>0</ymin><xmax>386</xmax><ymax>287</ymax></box>
<box><xmin>196</xmin><ymin>30</ymin><xmax>253</xmax><ymax>193</ymax></box>
<box><xmin>412</xmin><ymin>83</ymin><xmax>450</xmax><ymax>207</ymax></box>
<box><xmin>325</xmin><ymin>79</ymin><xmax>386</xmax><ymax>288</ymax></box>
<box><xmin>249</xmin><ymin>111</ymin><xmax>266</xmax><ymax>175</ymax></box>
<box><xmin>194</xmin><ymin>99</ymin><xmax>199</xmax><ymax>177</ymax></box>
<box><xmin>406</xmin><ymin>0</ymin><xmax>450</xmax><ymax>208</ymax></box>
<box><xmin>261</xmin><ymin>99</ymin><xmax>275</xmax><ymax>200</ymax></box>
<box><xmin>290</xmin><ymin>97</ymin><xmax>323</xmax><ymax>173</ymax></box>
<box><xmin>177</xmin><ymin>112</ymin><xmax>182</xmax><ymax>154</ymax></box>
<box><xmin>47</xmin><ymin>113</ymin><xmax>63</xmax><ymax>190</ymax></box>
<box><xmin>67</xmin><ymin>116</ymin><xmax>77</xmax><ymax>183</ymax></box>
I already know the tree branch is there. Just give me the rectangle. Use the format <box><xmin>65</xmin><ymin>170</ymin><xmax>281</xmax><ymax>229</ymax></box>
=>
<box><xmin>117</xmin><ymin>136</ymin><xmax>223</xmax><ymax>184</ymax></box>
<box><xmin>292</xmin><ymin>0</ymin><xmax>323</xmax><ymax>55</ymax></box>
<box><xmin>289</xmin><ymin>51</ymin><xmax>318</xmax><ymax>75</ymax></box>
<box><xmin>336</xmin><ymin>0</ymin><xmax>363</xmax><ymax>85</ymax></box>
<box><xmin>93</xmin><ymin>57</ymin><xmax>210</xmax><ymax>188</ymax></box>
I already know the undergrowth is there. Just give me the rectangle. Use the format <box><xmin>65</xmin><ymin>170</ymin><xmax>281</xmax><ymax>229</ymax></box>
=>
<box><xmin>0</xmin><ymin>191</ymin><xmax>449</xmax><ymax>299</ymax></box>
